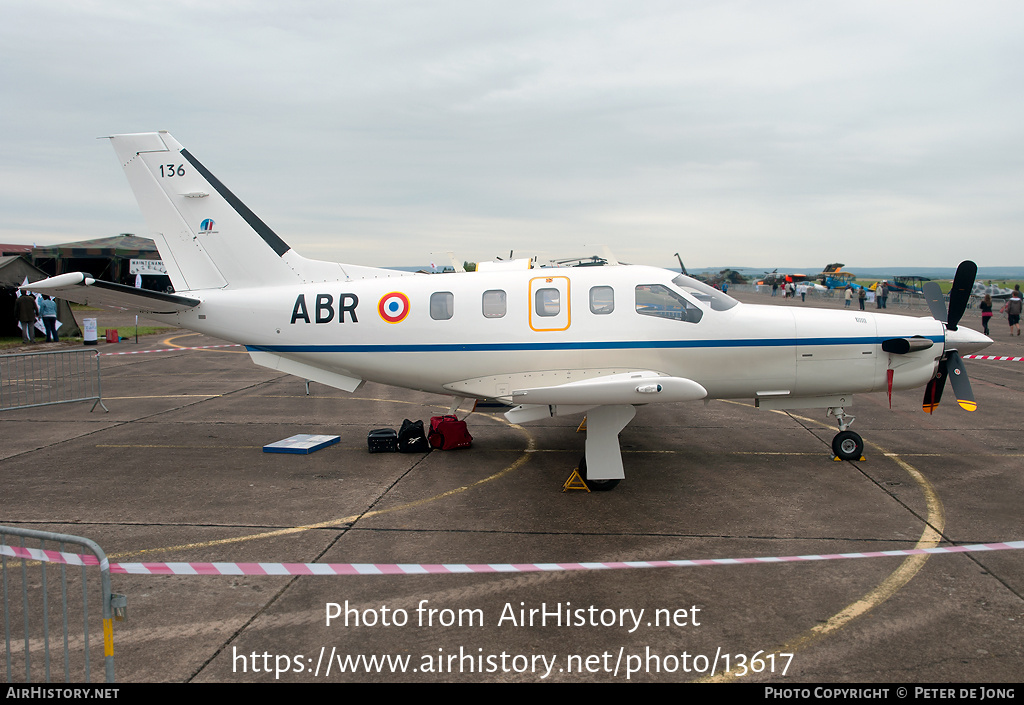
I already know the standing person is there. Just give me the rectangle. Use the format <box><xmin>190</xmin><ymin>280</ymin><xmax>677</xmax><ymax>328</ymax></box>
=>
<box><xmin>858</xmin><ymin>287</ymin><xmax>866</xmax><ymax>311</ymax></box>
<box><xmin>1006</xmin><ymin>289</ymin><xmax>1023</xmax><ymax>337</ymax></box>
<box><xmin>879</xmin><ymin>282</ymin><xmax>889</xmax><ymax>309</ymax></box>
<box><xmin>39</xmin><ymin>295</ymin><xmax>59</xmax><ymax>342</ymax></box>
<box><xmin>844</xmin><ymin>286</ymin><xmax>852</xmax><ymax>308</ymax></box>
<box><xmin>979</xmin><ymin>294</ymin><xmax>993</xmax><ymax>335</ymax></box>
<box><xmin>16</xmin><ymin>291</ymin><xmax>38</xmax><ymax>344</ymax></box>
<box><xmin>771</xmin><ymin>281</ymin><xmax>778</xmax><ymax>297</ymax></box>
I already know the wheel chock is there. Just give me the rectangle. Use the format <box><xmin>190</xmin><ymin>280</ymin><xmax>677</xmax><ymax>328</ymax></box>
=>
<box><xmin>563</xmin><ymin>469</ymin><xmax>591</xmax><ymax>492</ymax></box>
<box><xmin>832</xmin><ymin>455</ymin><xmax>867</xmax><ymax>462</ymax></box>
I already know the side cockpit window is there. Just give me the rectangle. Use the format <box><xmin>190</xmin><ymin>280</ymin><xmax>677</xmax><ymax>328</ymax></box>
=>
<box><xmin>635</xmin><ymin>284</ymin><xmax>702</xmax><ymax>323</ymax></box>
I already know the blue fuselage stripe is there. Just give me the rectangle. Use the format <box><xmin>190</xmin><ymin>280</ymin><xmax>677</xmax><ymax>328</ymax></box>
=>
<box><xmin>246</xmin><ymin>336</ymin><xmax>942</xmax><ymax>354</ymax></box>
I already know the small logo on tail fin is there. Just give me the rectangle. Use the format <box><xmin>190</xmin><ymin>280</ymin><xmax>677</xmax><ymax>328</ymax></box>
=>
<box><xmin>199</xmin><ymin>218</ymin><xmax>217</xmax><ymax>234</ymax></box>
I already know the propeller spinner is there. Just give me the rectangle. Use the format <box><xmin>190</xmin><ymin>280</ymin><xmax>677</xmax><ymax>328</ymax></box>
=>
<box><xmin>920</xmin><ymin>261</ymin><xmax>990</xmax><ymax>413</ymax></box>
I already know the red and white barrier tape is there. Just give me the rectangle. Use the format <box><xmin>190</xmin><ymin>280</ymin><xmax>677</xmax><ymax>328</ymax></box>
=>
<box><xmin>101</xmin><ymin>343</ymin><xmax>241</xmax><ymax>356</ymax></box>
<box><xmin>3</xmin><ymin>541</ymin><xmax>1021</xmax><ymax>576</ymax></box>
<box><xmin>963</xmin><ymin>354</ymin><xmax>1024</xmax><ymax>362</ymax></box>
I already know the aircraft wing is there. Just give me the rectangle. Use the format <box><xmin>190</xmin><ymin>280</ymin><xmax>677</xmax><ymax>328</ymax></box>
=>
<box><xmin>509</xmin><ymin>371</ymin><xmax>707</xmax><ymax>406</ymax></box>
<box><xmin>498</xmin><ymin>371</ymin><xmax>707</xmax><ymax>423</ymax></box>
<box><xmin>21</xmin><ymin>272</ymin><xmax>200</xmax><ymax>314</ymax></box>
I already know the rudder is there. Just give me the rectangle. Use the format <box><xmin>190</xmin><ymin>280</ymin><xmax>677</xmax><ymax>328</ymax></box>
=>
<box><xmin>109</xmin><ymin>131</ymin><xmax>300</xmax><ymax>291</ymax></box>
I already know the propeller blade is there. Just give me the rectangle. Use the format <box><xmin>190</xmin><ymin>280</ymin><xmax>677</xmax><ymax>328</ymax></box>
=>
<box><xmin>922</xmin><ymin>358</ymin><xmax>948</xmax><ymax>414</ymax></box>
<box><xmin>922</xmin><ymin>281</ymin><xmax>948</xmax><ymax>323</ymax></box>
<box><xmin>945</xmin><ymin>350</ymin><xmax>977</xmax><ymax>411</ymax></box>
<box><xmin>946</xmin><ymin>260</ymin><xmax>977</xmax><ymax>331</ymax></box>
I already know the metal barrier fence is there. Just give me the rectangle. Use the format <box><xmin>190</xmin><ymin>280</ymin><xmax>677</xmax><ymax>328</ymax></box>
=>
<box><xmin>0</xmin><ymin>349</ymin><xmax>108</xmax><ymax>413</ymax></box>
<box><xmin>1</xmin><ymin>526</ymin><xmax>124</xmax><ymax>683</ymax></box>
<box><xmin>727</xmin><ymin>284</ymin><xmax>950</xmax><ymax>311</ymax></box>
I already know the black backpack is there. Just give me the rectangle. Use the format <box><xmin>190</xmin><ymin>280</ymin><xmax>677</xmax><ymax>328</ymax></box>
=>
<box><xmin>398</xmin><ymin>419</ymin><xmax>431</xmax><ymax>453</ymax></box>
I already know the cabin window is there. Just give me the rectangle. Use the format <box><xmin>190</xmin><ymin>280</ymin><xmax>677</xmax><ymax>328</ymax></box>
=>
<box><xmin>635</xmin><ymin>284</ymin><xmax>703</xmax><ymax>323</ymax></box>
<box><xmin>535</xmin><ymin>288</ymin><xmax>560</xmax><ymax>317</ymax></box>
<box><xmin>482</xmin><ymin>290</ymin><xmax>506</xmax><ymax>318</ymax></box>
<box><xmin>430</xmin><ymin>292</ymin><xmax>454</xmax><ymax>320</ymax></box>
<box><xmin>589</xmin><ymin>286</ymin><xmax>614</xmax><ymax>314</ymax></box>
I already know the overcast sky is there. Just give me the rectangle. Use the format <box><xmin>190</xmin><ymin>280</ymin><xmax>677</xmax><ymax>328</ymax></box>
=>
<box><xmin>2</xmin><ymin>1</ymin><xmax>1022</xmax><ymax>270</ymax></box>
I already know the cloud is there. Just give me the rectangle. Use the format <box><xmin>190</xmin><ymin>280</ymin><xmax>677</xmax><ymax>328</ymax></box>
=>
<box><xmin>2</xmin><ymin>1</ymin><xmax>1023</xmax><ymax>268</ymax></box>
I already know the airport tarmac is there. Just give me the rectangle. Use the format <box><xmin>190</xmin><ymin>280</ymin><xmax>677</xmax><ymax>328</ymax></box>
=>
<box><xmin>1</xmin><ymin>291</ymin><xmax>1022</xmax><ymax>683</ymax></box>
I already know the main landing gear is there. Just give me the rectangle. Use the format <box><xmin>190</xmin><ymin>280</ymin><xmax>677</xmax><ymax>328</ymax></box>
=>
<box><xmin>577</xmin><ymin>456</ymin><xmax>620</xmax><ymax>491</ymax></box>
<box><xmin>580</xmin><ymin>405</ymin><xmax>634</xmax><ymax>490</ymax></box>
<box><xmin>827</xmin><ymin>407</ymin><xmax>864</xmax><ymax>461</ymax></box>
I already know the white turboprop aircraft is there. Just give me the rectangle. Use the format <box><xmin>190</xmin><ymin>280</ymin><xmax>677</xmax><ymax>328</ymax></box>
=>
<box><xmin>26</xmin><ymin>132</ymin><xmax>993</xmax><ymax>489</ymax></box>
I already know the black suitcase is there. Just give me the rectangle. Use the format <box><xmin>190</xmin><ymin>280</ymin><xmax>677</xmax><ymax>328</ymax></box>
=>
<box><xmin>367</xmin><ymin>428</ymin><xmax>398</xmax><ymax>453</ymax></box>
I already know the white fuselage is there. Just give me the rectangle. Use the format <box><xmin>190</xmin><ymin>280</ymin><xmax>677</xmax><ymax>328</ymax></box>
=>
<box><xmin>150</xmin><ymin>265</ymin><xmax>947</xmax><ymax>405</ymax></box>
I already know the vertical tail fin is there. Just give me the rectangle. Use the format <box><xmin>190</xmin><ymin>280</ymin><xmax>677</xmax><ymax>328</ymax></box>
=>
<box><xmin>108</xmin><ymin>131</ymin><xmax>300</xmax><ymax>291</ymax></box>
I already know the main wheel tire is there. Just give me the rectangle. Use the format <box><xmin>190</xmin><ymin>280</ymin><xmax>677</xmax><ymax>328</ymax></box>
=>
<box><xmin>578</xmin><ymin>456</ymin><xmax>620</xmax><ymax>491</ymax></box>
<box><xmin>832</xmin><ymin>431</ymin><xmax>864</xmax><ymax>461</ymax></box>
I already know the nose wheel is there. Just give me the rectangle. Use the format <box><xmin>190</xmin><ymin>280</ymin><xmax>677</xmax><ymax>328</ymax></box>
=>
<box><xmin>828</xmin><ymin>406</ymin><xmax>864</xmax><ymax>461</ymax></box>
<box><xmin>831</xmin><ymin>430</ymin><xmax>864</xmax><ymax>461</ymax></box>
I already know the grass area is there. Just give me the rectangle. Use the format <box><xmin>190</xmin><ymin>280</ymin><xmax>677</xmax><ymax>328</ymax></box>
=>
<box><xmin>1</xmin><ymin>326</ymin><xmax>177</xmax><ymax>350</ymax></box>
<box><xmin>97</xmin><ymin>326</ymin><xmax>176</xmax><ymax>337</ymax></box>
<box><xmin>853</xmin><ymin>279</ymin><xmax>1024</xmax><ymax>294</ymax></box>
<box><xmin>974</xmin><ymin>280</ymin><xmax>1024</xmax><ymax>291</ymax></box>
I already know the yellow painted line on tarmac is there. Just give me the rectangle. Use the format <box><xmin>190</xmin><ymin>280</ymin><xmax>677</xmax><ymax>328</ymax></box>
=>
<box><xmin>698</xmin><ymin>409</ymin><xmax>946</xmax><ymax>683</ymax></box>
<box><xmin>885</xmin><ymin>452</ymin><xmax>1024</xmax><ymax>458</ymax></box>
<box><xmin>105</xmin><ymin>422</ymin><xmax>536</xmax><ymax>562</ymax></box>
<box><xmin>97</xmin><ymin>444</ymin><xmax>262</xmax><ymax>449</ymax></box>
<box><xmin>91</xmin><ymin>395</ymin><xmax>481</xmax><ymax>450</ymax></box>
<box><xmin>255</xmin><ymin>395</ymin><xmax>484</xmax><ymax>415</ymax></box>
<box><xmin>104</xmin><ymin>391</ymin><xmax>948</xmax><ymax>673</ymax></box>
<box><xmin>162</xmin><ymin>332</ymin><xmax>246</xmax><ymax>353</ymax></box>
<box><xmin>102</xmin><ymin>395</ymin><xmax>222</xmax><ymax>400</ymax></box>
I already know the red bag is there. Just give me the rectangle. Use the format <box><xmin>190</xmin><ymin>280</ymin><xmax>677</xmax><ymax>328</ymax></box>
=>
<box><xmin>428</xmin><ymin>415</ymin><xmax>473</xmax><ymax>450</ymax></box>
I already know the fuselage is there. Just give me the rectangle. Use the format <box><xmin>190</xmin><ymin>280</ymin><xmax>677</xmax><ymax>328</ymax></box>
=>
<box><xmin>151</xmin><ymin>265</ymin><xmax>958</xmax><ymax>405</ymax></box>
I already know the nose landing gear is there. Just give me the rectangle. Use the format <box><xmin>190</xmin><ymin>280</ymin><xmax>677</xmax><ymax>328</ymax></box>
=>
<box><xmin>828</xmin><ymin>407</ymin><xmax>864</xmax><ymax>461</ymax></box>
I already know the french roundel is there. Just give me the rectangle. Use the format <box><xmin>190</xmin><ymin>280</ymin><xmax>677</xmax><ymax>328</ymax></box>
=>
<box><xmin>378</xmin><ymin>292</ymin><xmax>410</xmax><ymax>323</ymax></box>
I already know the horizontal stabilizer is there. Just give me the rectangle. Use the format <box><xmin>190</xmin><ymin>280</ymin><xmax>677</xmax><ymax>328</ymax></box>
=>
<box><xmin>22</xmin><ymin>273</ymin><xmax>200</xmax><ymax>314</ymax></box>
<box><xmin>510</xmin><ymin>371</ymin><xmax>707</xmax><ymax>406</ymax></box>
<box><xmin>247</xmin><ymin>351</ymin><xmax>364</xmax><ymax>393</ymax></box>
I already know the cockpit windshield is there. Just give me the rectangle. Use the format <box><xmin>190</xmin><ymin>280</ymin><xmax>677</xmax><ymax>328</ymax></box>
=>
<box><xmin>671</xmin><ymin>274</ymin><xmax>739</xmax><ymax>311</ymax></box>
